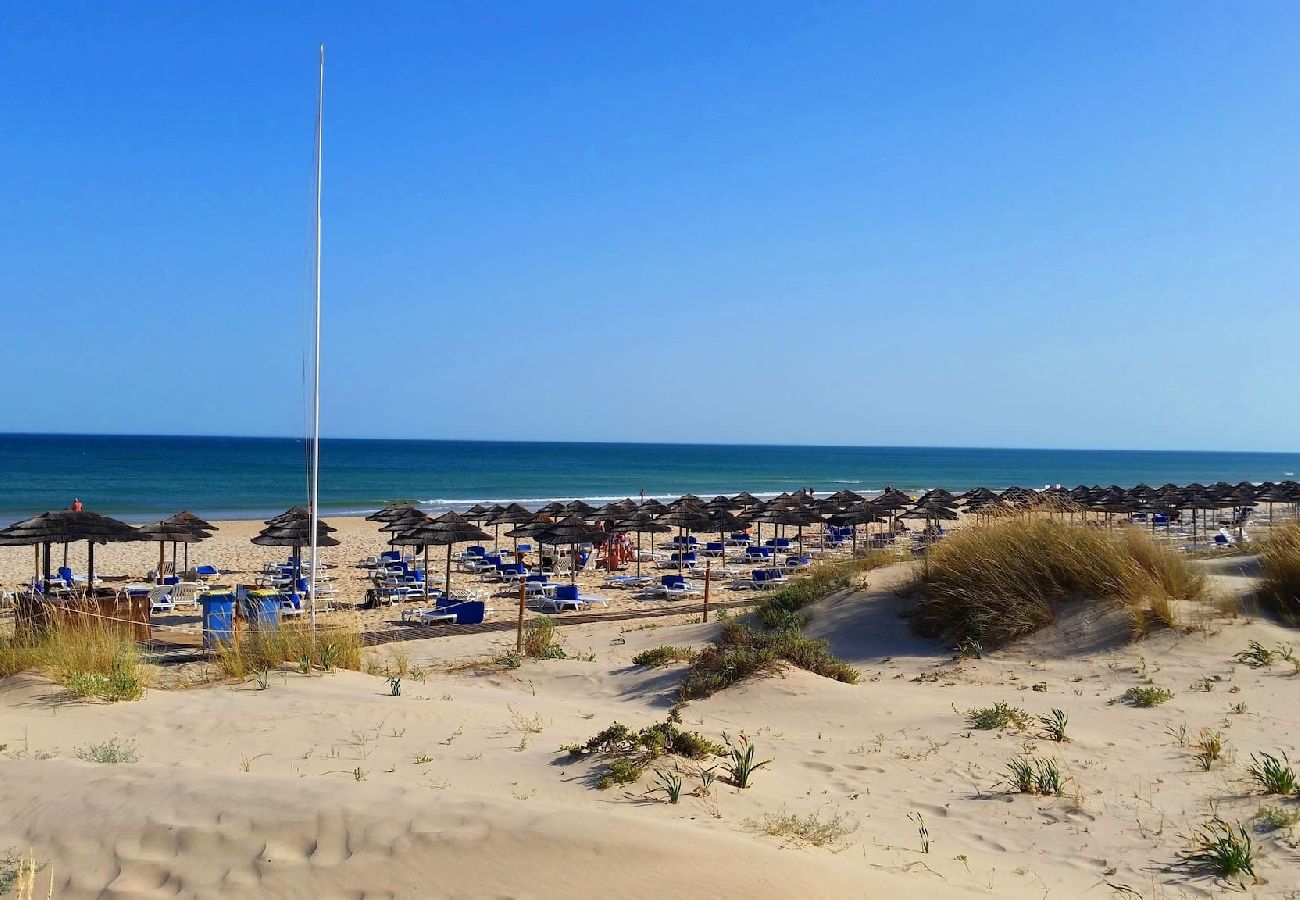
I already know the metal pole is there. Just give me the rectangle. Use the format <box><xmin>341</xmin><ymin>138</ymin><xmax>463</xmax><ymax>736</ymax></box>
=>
<box><xmin>516</xmin><ymin>578</ymin><xmax>526</xmax><ymax>654</ymax></box>
<box><xmin>703</xmin><ymin>559</ymin><xmax>711</xmax><ymax>623</ymax></box>
<box><xmin>308</xmin><ymin>43</ymin><xmax>324</xmax><ymax>630</ymax></box>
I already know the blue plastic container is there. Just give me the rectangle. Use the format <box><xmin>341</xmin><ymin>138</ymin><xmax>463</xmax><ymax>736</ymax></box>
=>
<box><xmin>200</xmin><ymin>593</ymin><xmax>236</xmax><ymax>649</ymax></box>
<box><xmin>246</xmin><ymin>591</ymin><xmax>282</xmax><ymax>631</ymax></box>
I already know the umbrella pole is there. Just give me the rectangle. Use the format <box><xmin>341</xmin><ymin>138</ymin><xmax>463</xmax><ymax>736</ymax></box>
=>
<box><xmin>445</xmin><ymin>544</ymin><xmax>452</xmax><ymax>596</ymax></box>
<box><xmin>87</xmin><ymin>540</ymin><xmax>95</xmax><ymax>595</ymax></box>
<box><xmin>571</xmin><ymin>542</ymin><xmax>577</xmax><ymax>584</ymax></box>
<box><xmin>158</xmin><ymin>541</ymin><xmax>165</xmax><ymax>584</ymax></box>
<box><xmin>636</xmin><ymin>531</ymin><xmax>642</xmax><ymax>578</ymax></box>
<box><xmin>62</xmin><ymin>543</ymin><xmax>68</xmax><ymax>569</ymax></box>
<box><xmin>423</xmin><ymin>546</ymin><xmax>429</xmax><ymax>601</ymax></box>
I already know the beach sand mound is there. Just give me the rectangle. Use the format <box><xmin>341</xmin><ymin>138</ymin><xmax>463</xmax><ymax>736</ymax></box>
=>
<box><xmin>0</xmin><ymin>757</ymin><xmax>889</xmax><ymax>899</ymax></box>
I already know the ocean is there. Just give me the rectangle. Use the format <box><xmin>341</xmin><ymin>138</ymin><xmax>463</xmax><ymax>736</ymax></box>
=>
<box><xmin>0</xmin><ymin>433</ymin><xmax>1297</xmax><ymax>524</ymax></box>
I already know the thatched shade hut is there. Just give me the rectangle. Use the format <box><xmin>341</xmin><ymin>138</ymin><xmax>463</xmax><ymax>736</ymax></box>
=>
<box><xmin>394</xmin><ymin>512</ymin><xmax>492</xmax><ymax>597</ymax></box>
<box><xmin>610</xmin><ymin>514</ymin><xmax>671</xmax><ymax>577</ymax></box>
<box><xmin>0</xmin><ymin>509</ymin><xmax>146</xmax><ymax>589</ymax></box>
<box><xmin>136</xmin><ymin>519</ymin><xmax>211</xmax><ymax>583</ymax></box>
<box><xmin>534</xmin><ymin>516</ymin><xmax>609</xmax><ymax>583</ymax></box>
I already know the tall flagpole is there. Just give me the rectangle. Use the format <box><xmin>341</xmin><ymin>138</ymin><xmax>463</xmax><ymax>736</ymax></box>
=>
<box><xmin>309</xmin><ymin>44</ymin><xmax>324</xmax><ymax>629</ymax></box>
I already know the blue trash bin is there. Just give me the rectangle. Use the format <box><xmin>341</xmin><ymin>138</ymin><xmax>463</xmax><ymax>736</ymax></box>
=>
<box><xmin>201</xmin><ymin>593</ymin><xmax>235</xmax><ymax>649</ymax></box>
<box><xmin>244</xmin><ymin>590</ymin><xmax>281</xmax><ymax>631</ymax></box>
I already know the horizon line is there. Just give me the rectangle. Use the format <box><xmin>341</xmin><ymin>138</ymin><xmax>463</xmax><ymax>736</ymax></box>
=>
<box><xmin>0</xmin><ymin>431</ymin><xmax>1296</xmax><ymax>457</ymax></box>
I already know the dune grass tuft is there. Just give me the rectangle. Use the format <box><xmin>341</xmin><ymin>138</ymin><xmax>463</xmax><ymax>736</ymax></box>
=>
<box><xmin>677</xmin><ymin>619</ymin><xmax>859</xmax><ymax>701</ymax></box>
<box><xmin>631</xmin><ymin>645</ymin><xmax>697</xmax><ymax>667</ymax></box>
<box><xmin>0</xmin><ymin>612</ymin><xmax>149</xmax><ymax>701</ymax></box>
<box><xmin>749</xmin><ymin>808</ymin><xmax>858</xmax><ymax>848</ymax></box>
<box><xmin>213</xmin><ymin>619</ymin><xmax>363</xmax><ymax>680</ymax></box>
<box><xmin>754</xmin><ymin>553</ymin><xmax>889</xmax><ymax>630</ymax></box>
<box><xmin>910</xmin><ymin>517</ymin><xmax>1205</xmax><ymax>648</ymax></box>
<box><xmin>1257</xmin><ymin>522</ymin><xmax>1300</xmax><ymax>624</ymax></box>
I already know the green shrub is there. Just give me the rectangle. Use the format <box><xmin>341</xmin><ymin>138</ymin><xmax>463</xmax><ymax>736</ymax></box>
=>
<box><xmin>1182</xmin><ymin>818</ymin><xmax>1255</xmax><ymax>882</ymax></box>
<box><xmin>966</xmin><ymin>702</ymin><xmax>1031</xmax><ymax>731</ymax></box>
<box><xmin>754</xmin><ymin>554</ymin><xmax>885</xmax><ymax>630</ymax></box>
<box><xmin>1234</xmin><ymin>641</ymin><xmax>1276</xmax><ymax>668</ymax></box>
<box><xmin>1117</xmin><ymin>685</ymin><xmax>1174</xmax><ymax>707</ymax></box>
<box><xmin>677</xmin><ymin>622</ymin><xmax>859</xmax><ymax>701</ymax></box>
<box><xmin>632</xmin><ymin>645</ymin><xmax>697</xmax><ymax>667</ymax></box>
<box><xmin>1037</xmin><ymin>708</ymin><xmax>1069</xmax><ymax>742</ymax></box>
<box><xmin>910</xmin><ymin>517</ymin><xmax>1205</xmax><ymax>647</ymax></box>
<box><xmin>566</xmin><ymin>716</ymin><xmax>723</xmax><ymax>790</ymax></box>
<box><xmin>1005</xmin><ymin>755</ymin><xmax>1065</xmax><ymax>795</ymax></box>
<box><xmin>722</xmin><ymin>734</ymin><xmax>772</xmax><ymax>788</ymax></box>
<box><xmin>75</xmin><ymin>737</ymin><xmax>140</xmax><ymax>764</ymax></box>
<box><xmin>1247</xmin><ymin>752</ymin><xmax>1297</xmax><ymax>795</ymax></box>
<box><xmin>1257</xmin><ymin>804</ymin><xmax>1300</xmax><ymax>830</ymax></box>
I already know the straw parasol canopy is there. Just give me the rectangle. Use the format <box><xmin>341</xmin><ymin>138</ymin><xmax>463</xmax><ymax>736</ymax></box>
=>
<box><xmin>136</xmin><ymin>518</ymin><xmax>211</xmax><ymax>583</ymax></box>
<box><xmin>394</xmin><ymin>511</ymin><xmax>492</xmax><ymax>596</ymax></box>
<box><xmin>612</xmin><ymin>514</ymin><xmax>671</xmax><ymax>577</ymax></box>
<box><xmin>366</xmin><ymin>502</ymin><xmax>415</xmax><ymax>523</ymax></box>
<box><xmin>0</xmin><ymin>508</ymin><xmax>146</xmax><ymax>589</ymax></box>
<box><xmin>535</xmin><ymin>516</ymin><xmax>609</xmax><ymax>583</ymax></box>
<box><xmin>253</xmin><ymin>508</ymin><xmax>339</xmax><ymax>590</ymax></box>
<box><xmin>485</xmin><ymin>503</ymin><xmax>534</xmax><ymax>554</ymax></box>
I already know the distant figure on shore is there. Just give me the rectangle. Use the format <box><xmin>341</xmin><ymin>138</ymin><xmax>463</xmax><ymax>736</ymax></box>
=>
<box><xmin>72</xmin><ymin>498</ymin><xmax>83</xmax><ymax>512</ymax></box>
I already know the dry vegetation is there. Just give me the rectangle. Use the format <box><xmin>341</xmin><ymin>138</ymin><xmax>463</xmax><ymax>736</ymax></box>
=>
<box><xmin>1257</xmin><ymin>522</ymin><xmax>1300</xmax><ymax>624</ymax></box>
<box><xmin>0</xmin><ymin>613</ymin><xmax>150</xmax><ymax>701</ymax></box>
<box><xmin>213</xmin><ymin>619</ymin><xmax>364</xmax><ymax>680</ymax></box>
<box><xmin>909</xmin><ymin>517</ymin><xmax>1207</xmax><ymax>648</ymax></box>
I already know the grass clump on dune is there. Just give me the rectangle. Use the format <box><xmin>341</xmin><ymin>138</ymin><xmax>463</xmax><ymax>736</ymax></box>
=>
<box><xmin>0</xmin><ymin>614</ymin><xmax>148</xmax><ymax>701</ymax></box>
<box><xmin>677</xmin><ymin>618</ymin><xmax>859</xmax><ymax>701</ymax></box>
<box><xmin>214</xmin><ymin>619</ymin><xmax>364</xmax><ymax>680</ymax></box>
<box><xmin>754</xmin><ymin>553</ymin><xmax>888</xmax><ymax>630</ymax></box>
<box><xmin>632</xmin><ymin>645</ymin><xmax>697</xmax><ymax>667</ymax></box>
<box><xmin>562</xmin><ymin>715</ymin><xmax>723</xmax><ymax>789</ymax></box>
<box><xmin>1257</xmin><ymin>522</ymin><xmax>1300</xmax><ymax>624</ymax></box>
<box><xmin>910</xmin><ymin>517</ymin><xmax>1206</xmax><ymax>648</ymax></box>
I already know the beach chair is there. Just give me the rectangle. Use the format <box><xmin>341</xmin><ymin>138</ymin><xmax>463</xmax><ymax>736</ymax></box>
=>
<box><xmin>147</xmin><ymin>585</ymin><xmax>175</xmax><ymax>615</ymax></box>
<box><xmin>783</xmin><ymin>554</ymin><xmax>812</xmax><ymax>571</ymax></box>
<box><xmin>702</xmin><ymin>541</ymin><xmax>726</xmax><ymax>558</ymax></box>
<box><xmin>195</xmin><ymin>564</ymin><xmax>221</xmax><ymax>579</ymax></box>
<box><xmin>742</xmin><ymin>546</ymin><xmax>771</xmax><ymax>564</ymax></box>
<box><xmin>401</xmin><ymin>606</ymin><xmax>458</xmax><ymax>625</ymax></box>
<box><xmin>171</xmin><ymin>583</ymin><xmax>202</xmax><ymax>609</ymax></box>
<box><xmin>660</xmin><ymin>574</ymin><xmax>702</xmax><ymax>600</ymax></box>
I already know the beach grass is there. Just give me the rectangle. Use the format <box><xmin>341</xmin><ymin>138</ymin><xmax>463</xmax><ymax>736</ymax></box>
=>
<box><xmin>909</xmin><ymin>517</ymin><xmax>1206</xmax><ymax>647</ymax></box>
<box><xmin>754</xmin><ymin>552</ymin><xmax>889</xmax><ymax>630</ymax></box>
<box><xmin>677</xmin><ymin>618</ymin><xmax>859</xmax><ymax>701</ymax></box>
<box><xmin>0</xmin><ymin>612</ymin><xmax>149</xmax><ymax>701</ymax></box>
<box><xmin>1257</xmin><ymin>522</ymin><xmax>1300</xmax><ymax>624</ymax></box>
<box><xmin>213</xmin><ymin>617</ymin><xmax>364</xmax><ymax>680</ymax></box>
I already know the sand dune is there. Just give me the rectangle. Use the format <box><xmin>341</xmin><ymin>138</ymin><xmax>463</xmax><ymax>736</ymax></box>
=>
<box><xmin>3</xmin><ymin>563</ymin><xmax>1300</xmax><ymax>897</ymax></box>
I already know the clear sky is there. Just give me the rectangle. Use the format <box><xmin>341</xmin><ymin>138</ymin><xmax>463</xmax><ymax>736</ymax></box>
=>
<box><xmin>2</xmin><ymin>2</ymin><xmax>1298</xmax><ymax>451</ymax></box>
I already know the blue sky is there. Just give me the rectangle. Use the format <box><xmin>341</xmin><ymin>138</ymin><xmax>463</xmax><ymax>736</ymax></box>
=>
<box><xmin>2</xmin><ymin>1</ymin><xmax>1298</xmax><ymax>450</ymax></box>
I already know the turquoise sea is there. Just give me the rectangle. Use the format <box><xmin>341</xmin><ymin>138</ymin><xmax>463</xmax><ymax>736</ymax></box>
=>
<box><xmin>1</xmin><ymin>434</ymin><xmax>1297</xmax><ymax>524</ymax></box>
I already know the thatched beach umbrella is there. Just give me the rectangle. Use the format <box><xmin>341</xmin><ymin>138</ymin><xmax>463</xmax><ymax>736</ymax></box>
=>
<box><xmin>611</xmin><ymin>514</ymin><xmax>671</xmax><ymax>577</ymax></box>
<box><xmin>136</xmin><ymin>519</ymin><xmax>210</xmax><ymax>584</ymax></box>
<box><xmin>485</xmin><ymin>503</ymin><xmax>534</xmax><ymax>556</ymax></box>
<box><xmin>659</xmin><ymin>504</ymin><xmax>713</xmax><ymax>573</ymax></box>
<box><xmin>253</xmin><ymin>510</ymin><xmax>339</xmax><ymax>597</ymax></box>
<box><xmin>535</xmin><ymin>516</ymin><xmax>609</xmax><ymax>583</ymax></box>
<box><xmin>366</xmin><ymin>502</ymin><xmax>414</xmax><ymax>524</ymax></box>
<box><xmin>0</xmin><ymin>509</ymin><xmax>146</xmax><ymax>591</ymax></box>
<box><xmin>395</xmin><ymin>512</ymin><xmax>492</xmax><ymax>597</ymax></box>
<box><xmin>161</xmin><ymin>511</ymin><xmax>217</xmax><ymax>576</ymax></box>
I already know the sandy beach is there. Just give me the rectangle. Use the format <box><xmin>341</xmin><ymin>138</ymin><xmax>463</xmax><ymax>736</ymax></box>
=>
<box><xmin>3</xmin><ymin>547</ymin><xmax>1299</xmax><ymax>897</ymax></box>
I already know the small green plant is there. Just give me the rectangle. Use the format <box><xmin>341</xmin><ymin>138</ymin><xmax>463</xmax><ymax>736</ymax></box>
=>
<box><xmin>1235</xmin><ymin>641</ymin><xmax>1276</xmax><ymax>668</ymax></box>
<box><xmin>1229</xmin><ymin>701</ymin><xmax>1249</xmax><ymax>715</ymax></box>
<box><xmin>523</xmin><ymin>617</ymin><xmax>568</xmax><ymax>660</ymax></box>
<box><xmin>1037</xmin><ymin>708</ymin><xmax>1069</xmax><ymax>742</ymax></box>
<box><xmin>297</xmin><ymin>653</ymin><xmax>311</xmax><ymax>674</ymax></box>
<box><xmin>653</xmin><ymin>768</ymin><xmax>683</xmax><ymax>803</ymax></box>
<box><xmin>749</xmin><ymin>808</ymin><xmax>858</xmax><ymax>848</ymax></box>
<box><xmin>413</xmin><ymin>752</ymin><xmax>434</xmax><ymax>765</ymax></box>
<box><xmin>1192</xmin><ymin>729</ymin><xmax>1224</xmax><ymax>771</ymax></box>
<box><xmin>75</xmin><ymin>737</ymin><xmax>140</xmax><ymax>764</ymax></box>
<box><xmin>697</xmin><ymin>765</ymin><xmax>717</xmax><ymax>794</ymax></box>
<box><xmin>909</xmin><ymin>811</ymin><xmax>930</xmax><ymax>853</ymax></box>
<box><xmin>631</xmin><ymin>645</ymin><xmax>697</xmax><ymax>667</ymax></box>
<box><xmin>722</xmin><ymin>734</ymin><xmax>772</xmax><ymax>789</ymax></box>
<box><xmin>953</xmin><ymin>636</ymin><xmax>983</xmax><ymax>659</ymax></box>
<box><xmin>1117</xmin><ymin>685</ymin><xmax>1173</xmax><ymax>707</ymax></box>
<box><xmin>567</xmin><ymin>717</ymin><xmax>723</xmax><ymax>790</ymax></box>
<box><xmin>320</xmin><ymin>642</ymin><xmax>340</xmax><ymax>672</ymax></box>
<box><xmin>1247</xmin><ymin>752</ymin><xmax>1297</xmax><ymax>795</ymax></box>
<box><xmin>255</xmin><ymin>666</ymin><xmax>270</xmax><ymax>691</ymax></box>
<box><xmin>352</xmin><ymin>766</ymin><xmax>367</xmax><ymax>782</ymax></box>
<box><xmin>966</xmin><ymin>702</ymin><xmax>1031</xmax><ymax>731</ymax></box>
<box><xmin>1182</xmin><ymin>817</ymin><xmax>1255</xmax><ymax>882</ymax></box>
<box><xmin>387</xmin><ymin>676</ymin><xmax>402</xmax><ymax>697</ymax></box>
<box><xmin>1257</xmin><ymin>804</ymin><xmax>1300</xmax><ymax>830</ymax></box>
<box><xmin>1004</xmin><ymin>755</ymin><xmax>1065</xmax><ymax>795</ymax></box>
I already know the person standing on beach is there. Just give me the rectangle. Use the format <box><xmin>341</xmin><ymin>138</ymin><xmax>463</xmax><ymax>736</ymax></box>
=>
<box><xmin>72</xmin><ymin>498</ymin><xmax>83</xmax><ymax>511</ymax></box>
